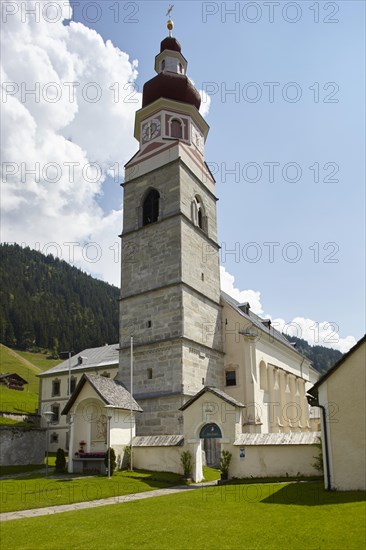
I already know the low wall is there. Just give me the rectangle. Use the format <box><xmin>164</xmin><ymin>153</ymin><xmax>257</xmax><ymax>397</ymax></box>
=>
<box><xmin>227</xmin><ymin>443</ymin><xmax>319</xmax><ymax>478</ymax></box>
<box><xmin>0</xmin><ymin>427</ymin><xmax>46</xmax><ymax>466</ymax></box>
<box><xmin>132</xmin><ymin>446</ymin><xmax>183</xmax><ymax>474</ymax></box>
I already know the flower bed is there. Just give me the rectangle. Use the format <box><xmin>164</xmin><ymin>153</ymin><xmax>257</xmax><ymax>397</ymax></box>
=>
<box><xmin>78</xmin><ymin>452</ymin><xmax>106</xmax><ymax>459</ymax></box>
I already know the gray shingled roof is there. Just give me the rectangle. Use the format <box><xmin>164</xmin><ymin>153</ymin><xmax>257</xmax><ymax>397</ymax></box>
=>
<box><xmin>62</xmin><ymin>373</ymin><xmax>142</xmax><ymax>415</ymax></box>
<box><xmin>221</xmin><ymin>291</ymin><xmax>306</xmax><ymax>357</ymax></box>
<box><xmin>133</xmin><ymin>435</ymin><xmax>184</xmax><ymax>447</ymax></box>
<box><xmin>179</xmin><ymin>386</ymin><xmax>245</xmax><ymax>411</ymax></box>
<box><xmin>39</xmin><ymin>344</ymin><xmax>119</xmax><ymax>377</ymax></box>
<box><xmin>234</xmin><ymin>432</ymin><xmax>321</xmax><ymax>446</ymax></box>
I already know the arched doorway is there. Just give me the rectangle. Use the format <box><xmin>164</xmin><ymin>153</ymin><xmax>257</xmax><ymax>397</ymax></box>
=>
<box><xmin>200</xmin><ymin>423</ymin><xmax>222</xmax><ymax>467</ymax></box>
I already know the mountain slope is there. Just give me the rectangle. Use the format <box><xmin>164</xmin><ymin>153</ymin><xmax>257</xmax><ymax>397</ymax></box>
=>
<box><xmin>0</xmin><ymin>244</ymin><xmax>119</xmax><ymax>353</ymax></box>
<box><xmin>283</xmin><ymin>334</ymin><xmax>342</xmax><ymax>375</ymax></box>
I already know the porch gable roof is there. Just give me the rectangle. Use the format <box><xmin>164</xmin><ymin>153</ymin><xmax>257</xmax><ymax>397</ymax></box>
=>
<box><xmin>62</xmin><ymin>373</ymin><xmax>143</xmax><ymax>415</ymax></box>
<box><xmin>179</xmin><ymin>386</ymin><xmax>245</xmax><ymax>411</ymax></box>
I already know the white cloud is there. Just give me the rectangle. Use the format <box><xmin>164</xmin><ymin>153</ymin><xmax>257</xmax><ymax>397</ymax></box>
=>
<box><xmin>220</xmin><ymin>267</ymin><xmax>263</xmax><ymax>314</ymax></box>
<box><xmin>199</xmin><ymin>89</ymin><xmax>211</xmax><ymax>118</ymax></box>
<box><xmin>220</xmin><ymin>267</ymin><xmax>356</xmax><ymax>353</ymax></box>
<box><xmin>1</xmin><ymin>0</ymin><xmax>140</xmax><ymax>285</ymax></box>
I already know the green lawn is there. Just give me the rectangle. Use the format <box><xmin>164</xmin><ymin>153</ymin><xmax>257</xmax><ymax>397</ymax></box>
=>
<box><xmin>0</xmin><ymin>469</ymin><xmax>184</xmax><ymax>513</ymax></box>
<box><xmin>0</xmin><ymin>482</ymin><xmax>364</xmax><ymax>549</ymax></box>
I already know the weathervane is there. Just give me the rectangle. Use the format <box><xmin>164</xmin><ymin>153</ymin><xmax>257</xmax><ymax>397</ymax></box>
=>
<box><xmin>166</xmin><ymin>4</ymin><xmax>174</xmax><ymax>37</ymax></box>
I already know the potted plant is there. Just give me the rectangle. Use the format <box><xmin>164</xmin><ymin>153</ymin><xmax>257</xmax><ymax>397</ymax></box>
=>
<box><xmin>180</xmin><ymin>450</ymin><xmax>193</xmax><ymax>482</ymax></box>
<box><xmin>219</xmin><ymin>450</ymin><xmax>232</xmax><ymax>481</ymax></box>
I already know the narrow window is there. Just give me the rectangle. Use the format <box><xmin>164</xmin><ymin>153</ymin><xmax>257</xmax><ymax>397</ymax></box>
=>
<box><xmin>52</xmin><ymin>379</ymin><xmax>60</xmax><ymax>397</ymax></box>
<box><xmin>147</xmin><ymin>320</ymin><xmax>152</xmax><ymax>328</ymax></box>
<box><xmin>70</xmin><ymin>377</ymin><xmax>77</xmax><ymax>393</ymax></box>
<box><xmin>171</xmin><ymin>119</ymin><xmax>182</xmax><ymax>138</ymax></box>
<box><xmin>161</xmin><ymin>59</ymin><xmax>165</xmax><ymax>71</ymax></box>
<box><xmin>147</xmin><ymin>368</ymin><xmax>153</xmax><ymax>380</ymax></box>
<box><xmin>142</xmin><ymin>189</ymin><xmax>160</xmax><ymax>226</ymax></box>
<box><xmin>201</xmin><ymin>273</ymin><xmax>205</xmax><ymax>281</ymax></box>
<box><xmin>192</xmin><ymin>196</ymin><xmax>206</xmax><ymax>231</ymax></box>
<box><xmin>197</xmin><ymin>207</ymin><xmax>203</xmax><ymax>229</ymax></box>
<box><xmin>178</xmin><ymin>62</ymin><xmax>183</xmax><ymax>74</ymax></box>
<box><xmin>51</xmin><ymin>404</ymin><xmax>60</xmax><ymax>423</ymax></box>
<box><xmin>225</xmin><ymin>370</ymin><xmax>236</xmax><ymax>387</ymax></box>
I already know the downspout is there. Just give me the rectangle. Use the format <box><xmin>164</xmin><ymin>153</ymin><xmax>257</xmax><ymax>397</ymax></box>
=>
<box><xmin>307</xmin><ymin>395</ymin><xmax>332</xmax><ymax>490</ymax></box>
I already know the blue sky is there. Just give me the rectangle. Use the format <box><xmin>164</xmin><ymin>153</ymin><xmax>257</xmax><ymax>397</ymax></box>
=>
<box><xmin>2</xmin><ymin>1</ymin><xmax>365</xmax><ymax>351</ymax></box>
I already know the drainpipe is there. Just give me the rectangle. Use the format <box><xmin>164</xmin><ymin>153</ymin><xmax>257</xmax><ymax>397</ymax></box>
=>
<box><xmin>307</xmin><ymin>395</ymin><xmax>332</xmax><ymax>490</ymax></box>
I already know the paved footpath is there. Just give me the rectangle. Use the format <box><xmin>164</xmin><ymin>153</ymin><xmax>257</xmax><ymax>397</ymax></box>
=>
<box><xmin>0</xmin><ymin>481</ymin><xmax>217</xmax><ymax>522</ymax></box>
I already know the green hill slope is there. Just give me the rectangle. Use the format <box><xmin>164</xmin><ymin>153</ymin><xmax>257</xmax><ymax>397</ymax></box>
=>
<box><xmin>0</xmin><ymin>344</ymin><xmax>61</xmax><ymax>414</ymax></box>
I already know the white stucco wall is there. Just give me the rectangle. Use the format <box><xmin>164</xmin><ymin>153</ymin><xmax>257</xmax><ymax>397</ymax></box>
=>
<box><xmin>228</xmin><ymin>444</ymin><xmax>319</xmax><ymax>478</ymax></box>
<box><xmin>132</xmin><ymin>446</ymin><xmax>183</xmax><ymax>474</ymax></box>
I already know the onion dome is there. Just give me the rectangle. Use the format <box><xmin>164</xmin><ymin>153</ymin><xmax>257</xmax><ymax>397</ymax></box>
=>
<box><xmin>160</xmin><ymin>36</ymin><xmax>181</xmax><ymax>53</ymax></box>
<box><xmin>142</xmin><ymin>72</ymin><xmax>201</xmax><ymax>110</ymax></box>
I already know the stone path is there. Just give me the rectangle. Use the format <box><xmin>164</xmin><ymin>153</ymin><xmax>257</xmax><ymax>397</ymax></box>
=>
<box><xmin>0</xmin><ymin>481</ymin><xmax>217</xmax><ymax>522</ymax></box>
<box><xmin>0</xmin><ymin>468</ymin><xmax>48</xmax><ymax>480</ymax></box>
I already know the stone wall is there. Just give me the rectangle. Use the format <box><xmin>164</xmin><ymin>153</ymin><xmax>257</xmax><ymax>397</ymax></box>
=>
<box><xmin>0</xmin><ymin>427</ymin><xmax>46</xmax><ymax>466</ymax></box>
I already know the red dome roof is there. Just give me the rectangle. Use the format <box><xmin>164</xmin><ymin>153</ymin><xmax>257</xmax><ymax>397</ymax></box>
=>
<box><xmin>160</xmin><ymin>37</ymin><xmax>182</xmax><ymax>53</ymax></box>
<box><xmin>142</xmin><ymin>72</ymin><xmax>201</xmax><ymax>110</ymax></box>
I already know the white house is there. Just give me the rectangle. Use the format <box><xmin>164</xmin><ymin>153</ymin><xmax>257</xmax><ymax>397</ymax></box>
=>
<box><xmin>308</xmin><ymin>335</ymin><xmax>366</xmax><ymax>491</ymax></box>
<box><xmin>38</xmin><ymin>344</ymin><xmax>118</xmax><ymax>452</ymax></box>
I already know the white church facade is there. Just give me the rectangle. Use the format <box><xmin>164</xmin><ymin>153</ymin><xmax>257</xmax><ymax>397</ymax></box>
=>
<box><xmin>40</xmin><ymin>22</ymin><xmax>320</xmax><ymax>478</ymax></box>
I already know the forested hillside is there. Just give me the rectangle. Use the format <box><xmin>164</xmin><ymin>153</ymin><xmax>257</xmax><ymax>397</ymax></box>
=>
<box><xmin>0</xmin><ymin>244</ymin><xmax>119</xmax><ymax>353</ymax></box>
<box><xmin>283</xmin><ymin>334</ymin><xmax>342</xmax><ymax>375</ymax></box>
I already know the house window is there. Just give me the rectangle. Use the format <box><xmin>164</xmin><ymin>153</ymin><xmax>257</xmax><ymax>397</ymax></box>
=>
<box><xmin>171</xmin><ymin>118</ymin><xmax>183</xmax><ymax>139</ymax></box>
<box><xmin>50</xmin><ymin>432</ymin><xmax>59</xmax><ymax>444</ymax></box>
<box><xmin>225</xmin><ymin>370</ymin><xmax>236</xmax><ymax>387</ymax></box>
<box><xmin>70</xmin><ymin>377</ymin><xmax>77</xmax><ymax>393</ymax></box>
<box><xmin>52</xmin><ymin>379</ymin><xmax>60</xmax><ymax>397</ymax></box>
<box><xmin>142</xmin><ymin>189</ymin><xmax>160</xmax><ymax>226</ymax></box>
<box><xmin>51</xmin><ymin>404</ymin><xmax>60</xmax><ymax>424</ymax></box>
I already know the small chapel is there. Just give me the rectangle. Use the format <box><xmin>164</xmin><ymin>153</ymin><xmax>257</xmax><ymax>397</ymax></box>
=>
<box><xmin>42</xmin><ymin>17</ymin><xmax>321</xmax><ymax>480</ymax></box>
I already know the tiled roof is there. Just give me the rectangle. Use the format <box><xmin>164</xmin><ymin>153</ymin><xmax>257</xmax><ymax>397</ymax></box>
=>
<box><xmin>39</xmin><ymin>344</ymin><xmax>119</xmax><ymax>377</ymax></box>
<box><xmin>62</xmin><ymin>373</ymin><xmax>142</xmax><ymax>415</ymax></box>
<box><xmin>179</xmin><ymin>386</ymin><xmax>245</xmax><ymax>411</ymax></box>
<box><xmin>133</xmin><ymin>435</ymin><xmax>184</xmax><ymax>447</ymax></box>
<box><xmin>221</xmin><ymin>291</ymin><xmax>306</xmax><ymax>357</ymax></box>
<box><xmin>234</xmin><ymin>432</ymin><xmax>321</xmax><ymax>446</ymax></box>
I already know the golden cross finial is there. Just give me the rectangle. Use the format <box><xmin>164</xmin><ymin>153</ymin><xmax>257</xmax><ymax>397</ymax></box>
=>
<box><xmin>166</xmin><ymin>4</ymin><xmax>174</xmax><ymax>36</ymax></box>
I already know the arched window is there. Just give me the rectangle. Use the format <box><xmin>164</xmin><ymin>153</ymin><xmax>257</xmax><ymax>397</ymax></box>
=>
<box><xmin>192</xmin><ymin>196</ymin><xmax>206</xmax><ymax>231</ymax></box>
<box><xmin>143</xmin><ymin>189</ymin><xmax>160</xmax><ymax>226</ymax></box>
<box><xmin>178</xmin><ymin>62</ymin><xmax>183</xmax><ymax>74</ymax></box>
<box><xmin>171</xmin><ymin>118</ymin><xmax>182</xmax><ymax>139</ymax></box>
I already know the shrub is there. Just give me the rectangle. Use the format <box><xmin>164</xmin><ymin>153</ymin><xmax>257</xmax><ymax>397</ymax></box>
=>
<box><xmin>55</xmin><ymin>448</ymin><xmax>66</xmax><ymax>473</ymax></box>
<box><xmin>180</xmin><ymin>450</ymin><xmax>193</xmax><ymax>478</ymax></box>
<box><xmin>124</xmin><ymin>445</ymin><xmax>132</xmax><ymax>469</ymax></box>
<box><xmin>312</xmin><ymin>437</ymin><xmax>324</xmax><ymax>472</ymax></box>
<box><xmin>219</xmin><ymin>450</ymin><xmax>232</xmax><ymax>479</ymax></box>
<box><xmin>104</xmin><ymin>447</ymin><xmax>117</xmax><ymax>476</ymax></box>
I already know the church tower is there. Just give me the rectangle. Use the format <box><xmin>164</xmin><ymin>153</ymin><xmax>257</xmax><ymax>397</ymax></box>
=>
<box><xmin>119</xmin><ymin>19</ymin><xmax>224</xmax><ymax>435</ymax></box>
